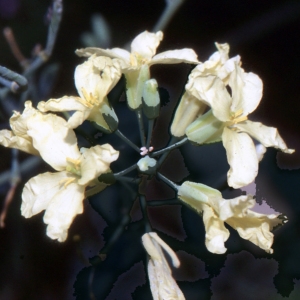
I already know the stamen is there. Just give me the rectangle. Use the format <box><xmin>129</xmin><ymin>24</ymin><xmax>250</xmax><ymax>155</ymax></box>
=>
<box><xmin>228</xmin><ymin>109</ymin><xmax>248</xmax><ymax>126</ymax></box>
<box><xmin>78</xmin><ymin>88</ymin><xmax>101</xmax><ymax>108</ymax></box>
<box><xmin>66</xmin><ymin>157</ymin><xmax>81</xmax><ymax>176</ymax></box>
<box><xmin>59</xmin><ymin>177</ymin><xmax>76</xmax><ymax>189</ymax></box>
<box><xmin>66</xmin><ymin>157</ymin><xmax>81</xmax><ymax>167</ymax></box>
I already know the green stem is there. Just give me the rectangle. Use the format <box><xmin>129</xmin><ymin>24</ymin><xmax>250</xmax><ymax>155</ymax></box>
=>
<box><xmin>114</xmin><ymin>130</ymin><xmax>140</xmax><ymax>153</ymax></box>
<box><xmin>139</xmin><ymin>194</ymin><xmax>151</xmax><ymax>233</ymax></box>
<box><xmin>115</xmin><ymin>176</ymin><xmax>141</xmax><ymax>184</ymax></box>
<box><xmin>152</xmin><ymin>137</ymin><xmax>188</xmax><ymax>157</ymax></box>
<box><xmin>136</xmin><ymin>109</ymin><xmax>146</xmax><ymax>147</ymax></box>
<box><xmin>157</xmin><ymin>172</ymin><xmax>179</xmax><ymax>191</ymax></box>
<box><xmin>114</xmin><ymin>164</ymin><xmax>137</xmax><ymax>178</ymax></box>
<box><xmin>146</xmin><ymin>119</ymin><xmax>154</xmax><ymax>148</ymax></box>
<box><xmin>147</xmin><ymin>199</ymin><xmax>181</xmax><ymax>206</ymax></box>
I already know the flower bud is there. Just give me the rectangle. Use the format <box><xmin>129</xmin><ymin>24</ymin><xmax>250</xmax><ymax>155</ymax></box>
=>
<box><xmin>142</xmin><ymin>79</ymin><xmax>160</xmax><ymax>119</ymax></box>
<box><xmin>170</xmin><ymin>92</ymin><xmax>206</xmax><ymax>137</ymax></box>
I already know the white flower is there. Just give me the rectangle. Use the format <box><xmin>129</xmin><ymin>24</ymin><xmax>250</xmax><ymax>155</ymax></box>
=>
<box><xmin>178</xmin><ymin>181</ymin><xmax>284</xmax><ymax>254</ymax></box>
<box><xmin>142</xmin><ymin>232</ymin><xmax>185</xmax><ymax>300</ymax></box>
<box><xmin>171</xmin><ymin>43</ymin><xmax>235</xmax><ymax>137</ymax></box>
<box><xmin>0</xmin><ymin>102</ymin><xmax>119</xmax><ymax>242</ymax></box>
<box><xmin>76</xmin><ymin>30</ymin><xmax>199</xmax><ymax>109</ymax></box>
<box><xmin>186</xmin><ymin>61</ymin><xmax>294</xmax><ymax>188</ymax></box>
<box><xmin>187</xmin><ymin>42</ymin><xmax>239</xmax><ymax>84</ymax></box>
<box><xmin>38</xmin><ymin>55</ymin><xmax>121</xmax><ymax>132</ymax></box>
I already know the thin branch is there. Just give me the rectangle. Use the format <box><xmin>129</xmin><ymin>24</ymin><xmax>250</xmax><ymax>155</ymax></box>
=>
<box><xmin>139</xmin><ymin>194</ymin><xmax>152</xmax><ymax>233</ymax></box>
<box><xmin>0</xmin><ymin>66</ymin><xmax>28</xmax><ymax>93</ymax></box>
<box><xmin>146</xmin><ymin>119</ymin><xmax>154</xmax><ymax>148</ymax></box>
<box><xmin>3</xmin><ymin>27</ymin><xmax>28</xmax><ymax>67</ymax></box>
<box><xmin>147</xmin><ymin>199</ymin><xmax>181</xmax><ymax>206</ymax></box>
<box><xmin>114</xmin><ymin>129</ymin><xmax>140</xmax><ymax>153</ymax></box>
<box><xmin>153</xmin><ymin>0</ymin><xmax>185</xmax><ymax>32</ymax></box>
<box><xmin>151</xmin><ymin>137</ymin><xmax>188</xmax><ymax>157</ymax></box>
<box><xmin>157</xmin><ymin>172</ymin><xmax>179</xmax><ymax>191</ymax></box>
<box><xmin>114</xmin><ymin>164</ymin><xmax>138</xmax><ymax>178</ymax></box>
<box><xmin>136</xmin><ymin>109</ymin><xmax>146</xmax><ymax>147</ymax></box>
<box><xmin>24</xmin><ymin>0</ymin><xmax>63</xmax><ymax>77</ymax></box>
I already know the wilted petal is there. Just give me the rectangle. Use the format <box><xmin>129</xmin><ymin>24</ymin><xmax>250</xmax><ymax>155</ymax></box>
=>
<box><xmin>0</xmin><ymin>129</ymin><xmax>38</xmax><ymax>155</ymax></box>
<box><xmin>75</xmin><ymin>47</ymin><xmax>131</xmax><ymax>65</ymax></box>
<box><xmin>9</xmin><ymin>101</ymin><xmax>39</xmax><ymax>138</ymax></box>
<box><xmin>236</xmin><ymin>120</ymin><xmax>294</xmax><ymax>154</ymax></box>
<box><xmin>229</xmin><ymin>64</ymin><xmax>263</xmax><ymax>116</ymax></box>
<box><xmin>131</xmin><ymin>31</ymin><xmax>163</xmax><ymax>60</ymax></box>
<box><xmin>27</xmin><ymin>113</ymin><xmax>81</xmax><ymax>171</ymax></box>
<box><xmin>202</xmin><ymin>204</ymin><xmax>229</xmax><ymax>254</ymax></box>
<box><xmin>222</xmin><ymin>127</ymin><xmax>258</xmax><ymax>188</ymax></box>
<box><xmin>214</xmin><ymin>195</ymin><xmax>281</xmax><ymax>253</ymax></box>
<box><xmin>142</xmin><ymin>232</ymin><xmax>185</xmax><ymax>300</ymax></box>
<box><xmin>151</xmin><ymin>49</ymin><xmax>199</xmax><ymax>65</ymax></box>
<box><xmin>79</xmin><ymin>144</ymin><xmax>119</xmax><ymax>185</ymax></box>
<box><xmin>187</xmin><ymin>75</ymin><xmax>232</xmax><ymax>121</ymax></box>
<box><xmin>38</xmin><ymin>96</ymin><xmax>88</xmax><ymax>113</ymax></box>
<box><xmin>43</xmin><ymin>182</ymin><xmax>85</xmax><ymax>242</ymax></box>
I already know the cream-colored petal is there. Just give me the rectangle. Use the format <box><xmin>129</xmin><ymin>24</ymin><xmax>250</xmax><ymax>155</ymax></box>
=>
<box><xmin>186</xmin><ymin>75</ymin><xmax>232</xmax><ymax>121</ymax></box>
<box><xmin>142</xmin><ymin>233</ymin><xmax>185</xmax><ymax>300</ymax></box>
<box><xmin>229</xmin><ymin>64</ymin><xmax>263</xmax><ymax>116</ymax></box>
<box><xmin>210</xmin><ymin>195</ymin><xmax>281</xmax><ymax>253</ymax></box>
<box><xmin>78</xmin><ymin>144</ymin><xmax>119</xmax><ymax>185</ymax></box>
<box><xmin>202</xmin><ymin>204</ymin><xmax>229</xmax><ymax>254</ymax></box>
<box><xmin>187</xmin><ymin>43</ymin><xmax>236</xmax><ymax>82</ymax></box>
<box><xmin>75</xmin><ymin>55</ymin><xmax>121</xmax><ymax>101</ymax></box>
<box><xmin>75</xmin><ymin>47</ymin><xmax>131</xmax><ymax>65</ymax></box>
<box><xmin>215</xmin><ymin>195</ymin><xmax>255</xmax><ymax>220</ymax></box>
<box><xmin>236</xmin><ymin>120</ymin><xmax>294</xmax><ymax>154</ymax></box>
<box><xmin>218</xmin><ymin>196</ymin><xmax>281</xmax><ymax>253</ymax></box>
<box><xmin>222</xmin><ymin>127</ymin><xmax>258</xmax><ymax>188</ymax></box>
<box><xmin>38</xmin><ymin>96</ymin><xmax>88</xmax><ymax>112</ymax></box>
<box><xmin>67</xmin><ymin>109</ymin><xmax>93</xmax><ymax>129</ymax></box>
<box><xmin>150</xmin><ymin>49</ymin><xmax>199</xmax><ymax>65</ymax></box>
<box><xmin>21</xmin><ymin>171</ymin><xmax>70</xmax><ymax>218</ymax></box>
<box><xmin>27</xmin><ymin>113</ymin><xmax>81</xmax><ymax>170</ymax></box>
<box><xmin>0</xmin><ymin>129</ymin><xmax>39</xmax><ymax>155</ymax></box>
<box><xmin>43</xmin><ymin>182</ymin><xmax>85</xmax><ymax>242</ymax></box>
<box><xmin>125</xmin><ymin>65</ymin><xmax>150</xmax><ymax>109</ymax></box>
<box><xmin>9</xmin><ymin>101</ymin><xmax>39</xmax><ymax>138</ymax></box>
<box><xmin>131</xmin><ymin>31</ymin><xmax>163</xmax><ymax>60</ymax></box>
<box><xmin>171</xmin><ymin>92</ymin><xmax>207</xmax><ymax>137</ymax></box>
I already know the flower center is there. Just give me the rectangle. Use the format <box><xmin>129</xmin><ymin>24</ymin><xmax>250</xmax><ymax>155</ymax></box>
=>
<box><xmin>227</xmin><ymin>109</ymin><xmax>248</xmax><ymax>127</ymax></box>
<box><xmin>59</xmin><ymin>157</ymin><xmax>82</xmax><ymax>188</ymax></box>
<box><xmin>79</xmin><ymin>87</ymin><xmax>101</xmax><ymax>108</ymax></box>
<box><xmin>66</xmin><ymin>157</ymin><xmax>81</xmax><ymax>176</ymax></box>
<box><xmin>130</xmin><ymin>52</ymin><xmax>148</xmax><ymax>67</ymax></box>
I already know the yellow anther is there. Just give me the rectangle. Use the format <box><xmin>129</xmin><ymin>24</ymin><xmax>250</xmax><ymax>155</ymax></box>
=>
<box><xmin>79</xmin><ymin>88</ymin><xmax>100</xmax><ymax>108</ymax></box>
<box><xmin>59</xmin><ymin>177</ymin><xmax>76</xmax><ymax>189</ymax></box>
<box><xmin>228</xmin><ymin>109</ymin><xmax>248</xmax><ymax>126</ymax></box>
<box><xmin>233</xmin><ymin>115</ymin><xmax>248</xmax><ymax>124</ymax></box>
<box><xmin>66</xmin><ymin>157</ymin><xmax>81</xmax><ymax>167</ymax></box>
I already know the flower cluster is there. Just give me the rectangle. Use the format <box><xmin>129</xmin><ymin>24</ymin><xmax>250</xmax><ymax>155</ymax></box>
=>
<box><xmin>0</xmin><ymin>30</ymin><xmax>294</xmax><ymax>299</ymax></box>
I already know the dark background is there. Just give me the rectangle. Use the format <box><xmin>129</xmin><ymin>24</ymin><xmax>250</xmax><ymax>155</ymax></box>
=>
<box><xmin>0</xmin><ymin>0</ymin><xmax>300</xmax><ymax>299</ymax></box>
